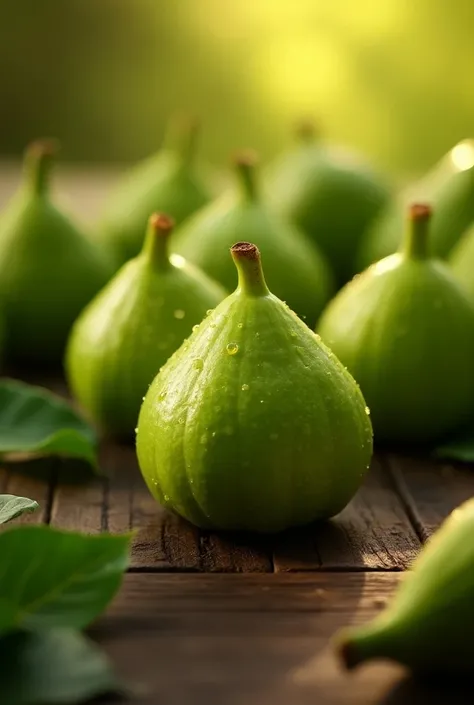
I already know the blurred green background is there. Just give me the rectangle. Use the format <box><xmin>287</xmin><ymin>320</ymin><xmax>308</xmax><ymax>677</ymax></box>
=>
<box><xmin>0</xmin><ymin>0</ymin><xmax>473</xmax><ymax>177</ymax></box>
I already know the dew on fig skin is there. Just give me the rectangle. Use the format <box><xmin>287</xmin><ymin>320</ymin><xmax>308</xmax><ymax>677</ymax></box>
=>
<box><xmin>290</xmin><ymin>331</ymin><xmax>297</xmax><ymax>338</ymax></box>
<box><xmin>192</xmin><ymin>324</ymin><xmax>200</xmax><ymax>332</ymax></box>
<box><xmin>206</xmin><ymin>309</ymin><xmax>213</xmax><ymax>316</ymax></box>
<box><xmin>241</xmin><ymin>383</ymin><xmax>249</xmax><ymax>391</ymax></box>
<box><xmin>200</xmin><ymin>433</ymin><xmax>207</xmax><ymax>444</ymax></box>
<box><xmin>164</xmin><ymin>494</ymin><xmax>170</xmax><ymax>502</ymax></box>
<box><xmin>193</xmin><ymin>358</ymin><xmax>204</xmax><ymax>370</ymax></box>
<box><xmin>178</xmin><ymin>417</ymin><xmax>185</xmax><ymax>424</ymax></box>
<box><xmin>174</xmin><ymin>309</ymin><xmax>185</xmax><ymax>319</ymax></box>
<box><xmin>365</xmin><ymin>406</ymin><xmax>371</xmax><ymax>415</ymax></box>
<box><xmin>211</xmin><ymin>431</ymin><xmax>216</xmax><ymax>437</ymax></box>
<box><xmin>237</xmin><ymin>322</ymin><xmax>243</xmax><ymax>328</ymax></box>
<box><xmin>255</xmin><ymin>332</ymin><xmax>260</xmax><ymax>337</ymax></box>
<box><xmin>158</xmin><ymin>391</ymin><xmax>167</xmax><ymax>401</ymax></box>
<box><xmin>135</xmin><ymin>427</ymin><xmax>138</xmax><ymax>434</ymax></box>
<box><xmin>226</xmin><ymin>342</ymin><xmax>239</xmax><ymax>355</ymax></box>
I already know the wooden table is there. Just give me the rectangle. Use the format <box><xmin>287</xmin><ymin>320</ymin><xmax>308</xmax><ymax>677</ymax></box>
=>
<box><xmin>2</xmin><ymin>168</ymin><xmax>474</xmax><ymax>704</ymax></box>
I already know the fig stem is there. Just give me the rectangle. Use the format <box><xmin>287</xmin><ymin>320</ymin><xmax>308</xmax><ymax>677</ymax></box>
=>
<box><xmin>231</xmin><ymin>242</ymin><xmax>270</xmax><ymax>297</ymax></box>
<box><xmin>403</xmin><ymin>204</ymin><xmax>431</xmax><ymax>259</ymax></box>
<box><xmin>142</xmin><ymin>213</ymin><xmax>175</xmax><ymax>268</ymax></box>
<box><xmin>295</xmin><ymin>119</ymin><xmax>320</xmax><ymax>143</ymax></box>
<box><xmin>163</xmin><ymin>116</ymin><xmax>199</xmax><ymax>165</ymax></box>
<box><xmin>234</xmin><ymin>152</ymin><xmax>258</xmax><ymax>201</ymax></box>
<box><xmin>25</xmin><ymin>139</ymin><xmax>58</xmax><ymax>196</ymax></box>
<box><xmin>336</xmin><ymin>620</ymin><xmax>398</xmax><ymax>671</ymax></box>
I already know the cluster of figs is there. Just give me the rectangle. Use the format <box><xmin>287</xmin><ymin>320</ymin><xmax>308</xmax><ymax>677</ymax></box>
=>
<box><xmin>2</xmin><ymin>117</ymin><xmax>474</xmax><ymax>673</ymax></box>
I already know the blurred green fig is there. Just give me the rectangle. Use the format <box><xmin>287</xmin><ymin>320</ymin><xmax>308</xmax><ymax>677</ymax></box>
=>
<box><xmin>136</xmin><ymin>241</ymin><xmax>372</xmax><ymax>533</ymax></box>
<box><xmin>450</xmin><ymin>222</ymin><xmax>474</xmax><ymax>304</ymax></box>
<box><xmin>100</xmin><ymin>117</ymin><xmax>212</xmax><ymax>265</ymax></box>
<box><xmin>66</xmin><ymin>213</ymin><xmax>226</xmax><ymax>440</ymax></box>
<box><xmin>265</xmin><ymin>120</ymin><xmax>391</xmax><ymax>286</ymax></box>
<box><xmin>174</xmin><ymin>151</ymin><xmax>334</xmax><ymax>327</ymax></box>
<box><xmin>319</xmin><ymin>204</ymin><xmax>474</xmax><ymax>445</ymax></box>
<box><xmin>359</xmin><ymin>139</ymin><xmax>474</xmax><ymax>268</ymax></box>
<box><xmin>337</xmin><ymin>497</ymin><xmax>474</xmax><ymax>674</ymax></box>
<box><xmin>0</xmin><ymin>139</ymin><xmax>112</xmax><ymax>367</ymax></box>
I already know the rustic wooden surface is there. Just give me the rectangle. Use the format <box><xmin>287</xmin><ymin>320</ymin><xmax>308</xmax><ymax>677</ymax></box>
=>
<box><xmin>1</xmin><ymin>167</ymin><xmax>473</xmax><ymax>704</ymax></box>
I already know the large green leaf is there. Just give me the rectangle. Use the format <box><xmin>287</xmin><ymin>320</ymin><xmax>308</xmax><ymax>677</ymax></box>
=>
<box><xmin>0</xmin><ymin>629</ymin><xmax>119</xmax><ymax>705</ymax></box>
<box><xmin>0</xmin><ymin>525</ymin><xmax>131</xmax><ymax>635</ymax></box>
<box><xmin>0</xmin><ymin>495</ymin><xmax>38</xmax><ymax>524</ymax></box>
<box><xmin>0</xmin><ymin>379</ymin><xmax>98</xmax><ymax>469</ymax></box>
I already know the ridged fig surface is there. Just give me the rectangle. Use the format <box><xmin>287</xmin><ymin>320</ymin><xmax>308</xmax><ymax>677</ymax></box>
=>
<box><xmin>66</xmin><ymin>214</ymin><xmax>226</xmax><ymax>440</ymax></box>
<box><xmin>0</xmin><ymin>140</ymin><xmax>112</xmax><ymax>366</ymax></box>
<box><xmin>319</xmin><ymin>204</ymin><xmax>474</xmax><ymax>444</ymax></box>
<box><xmin>265</xmin><ymin>123</ymin><xmax>391</xmax><ymax>286</ymax></box>
<box><xmin>137</xmin><ymin>242</ymin><xmax>372</xmax><ymax>533</ymax></box>
<box><xmin>337</xmin><ymin>497</ymin><xmax>474</xmax><ymax>674</ymax></box>
<box><xmin>174</xmin><ymin>153</ymin><xmax>334</xmax><ymax>327</ymax></box>
<box><xmin>100</xmin><ymin>118</ymin><xmax>211</xmax><ymax>265</ymax></box>
<box><xmin>359</xmin><ymin>139</ymin><xmax>474</xmax><ymax>269</ymax></box>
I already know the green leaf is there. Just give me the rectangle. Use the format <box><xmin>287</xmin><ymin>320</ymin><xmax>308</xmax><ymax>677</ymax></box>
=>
<box><xmin>0</xmin><ymin>525</ymin><xmax>131</xmax><ymax>634</ymax></box>
<box><xmin>0</xmin><ymin>495</ymin><xmax>39</xmax><ymax>524</ymax></box>
<box><xmin>434</xmin><ymin>433</ymin><xmax>474</xmax><ymax>463</ymax></box>
<box><xmin>0</xmin><ymin>378</ymin><xmax>98</xmax><ymax>469</ymax></box>
<box><xmin>0</xmin><ymin>629</ymin><xmax>119</xmax><ymax>705</ymax></box>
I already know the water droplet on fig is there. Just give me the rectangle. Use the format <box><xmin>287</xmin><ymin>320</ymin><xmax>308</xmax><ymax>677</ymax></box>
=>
<box><xmin>158</xmin><ymin>391</ymin><xmax>167</xmax><ymax>401</ymax></box>
<box><xmin>206</xmin><ymin>309</ymin><xmax>213</xmax><ymax>316</ymax></box>
<box><xmin>241</xmin><ymin>383</ymin><xmax>249</xmax><ymax>391</ymax></box>
<box><xmin>164</xmin><ymin>494</ymin><xmax>170</xmax><ymax>502</ymax></box>
<box><xmin>211</xmin><ymin>431</ymin><xmax>216</xmax><ymax>437</ymax></box>
<box><xmin>178</xmin><ymin>417</ymin><xmax>185</xmax><ymax>424</ymax></box>
<box><xmin>192</xmin><ymin>324</ymin><xmax>200</xmax><ymax>332</ymax></box>
<box><xmin>174</xmin><ymin>309</ymin><xmax>185</xmax><ymax>319</ymax></box>
<box><xmin>135</xmin><ymin>427</ymin><xmax>138</xmax><ymax>434</ymax></box>
<box><xmin>193</xmin><ymin>358</ymin><xmax>204</xmax><ymax>370</ymax></box>
<box><xmin>365</xmin><ymin>406</ymin><xmax>371</xmax><ymax>415</ymax></box>
<box><xmin>226</xmin><ymin>342</ymin><xmax>239</xmax><ymax>355</ymax></box>
<box><xmin>237</xmin><ymin>322</ymin><xmax>243</xmax><ymax>328</ymax></box>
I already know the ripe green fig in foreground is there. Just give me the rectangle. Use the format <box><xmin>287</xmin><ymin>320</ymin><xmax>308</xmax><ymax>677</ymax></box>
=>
<box><xmin>319</xmin><ymin>204</ymin><xmax>474</xmax><ymax>445</ymax></box>
<box><xmin>337</xmin><ymin>497</ymin><xmax>474</xmax><ymax>674</ymax></box>
<box><xmin>265</xmin><ymin>120</ymin><xmax>391</xmax><ymax>286</ymax></box>
<box><xmin>174</xmin><ymin>151</ymin><xmax>334</xmax><ymax>327</ymax></box>
<box><xmin>100</xmin><ymin>117</ymin><xmax>212</xmax><ymax>266</ymax></box>
<box><xmin>450</xmin><ymin>223</ymin><xmax>474</xmax><ymax>304</ymax></box>
<box><xmin>66</xmin><ymin>213</ymin><xmax>226</xmax><ymax>440</ymax></box>
<box><xmin>137</xmin><ymin>242</ymin><xmax>372</xmax><ymax>533</ymax></box>
<box><xmin>359</xmin><ymin>139</ymin><xmax>474</xmax><ymax>268</ymax></box>
<box><xmin>0</xmin><ymin>140</ymin><xmax>112</xmax><ymax>367</ymax></box>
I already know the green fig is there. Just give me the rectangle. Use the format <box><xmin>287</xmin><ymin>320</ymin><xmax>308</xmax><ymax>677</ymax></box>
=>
<box><xmin>265</xmin><ymin>121</ymin><xmax>391</xmax><ymax>286</ymax></box>
<box><xmin>66</xmin><ymin>213</ymin><xmax>226</xmax><ymax>440</ymax></box>
<box><xmin>136</xmin><ymin>241</ymin><xmax>373</xmax><ymax>533</ymax></box>
<box><xmin>337</xmin><ymin>497</ymin><xmax>474</xmax><ymax>674</ymax></box>
<box><xmin>0</xmin><ymin>140</ymin><xmax>112</xmax><ymax>367</ymax></box>
<box><xmin>359</xmin><ymin>139</ymin><xmax>474</xmax><ymax>269</ymax></box>
<box><xmin>100</xmin><ymin>117</ymin><xmax>212</xmax><ymax>265</ymax></box>
<box><xmin>319</xmin><ymin>204</ymin><xmax>474</xmax><ymax>445</ymax></box>
<box><xmin>449</xmin><ymin>223</ymin><xmax>474</xmax><ymax>303</ymax></box>
<box><xmin>173</xmin><ymin>151</ymin><xmax>334</xmax><ymax>327</ymax></box>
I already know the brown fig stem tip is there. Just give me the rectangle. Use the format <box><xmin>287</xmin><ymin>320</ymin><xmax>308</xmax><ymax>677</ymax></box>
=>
<box><xmin>144</xmin><ymin>212</ymin><xmax>175</xmax><ymax>266</ymax></box>
<box><xmin>230</xmin><ymin>241</ymin><xmax>260</xmax><ymax>259</ymax></box>
<box><xmin>295</xmin><ymin>118</ymin><xmax>319</xmax><ymax>142</ymax></box>
<box><xmin>230</xmin><ymin>241</ymin><xmax>269</xmax><ymax>297</ymax></box>
<box><xmin>149</xmin><ymin>212</ymin><xmax>175</xmax><ymax>234</ymax></box>
<box><xmin>25</xmin><ymin>138</ymin><xmax>60</xmax><ymax>196</ymax></box>
<box><xmin>336</xmin><ymin>636</ymin><xmax>363</xmax><ymax>671</ymax></box>
<box><xmin>409</xmin><ymin>203</ymin><xmax>432</xmax><ymax>221</ymax></box>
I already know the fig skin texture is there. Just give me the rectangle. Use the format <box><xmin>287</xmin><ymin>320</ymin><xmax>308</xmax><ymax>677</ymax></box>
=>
<box><xmin>319</xmin><ymin>204</ymin><xmax>474</xmax><ymax>445</ymax></box>
<box><xmin>0</xmin><ymin>140</ymin><xmax>113</xmax><ymax>367</ymax></box>
<box><xmin>136</xmin><ymin>242</ymin><xmax>372</xmax><ymax>534</ymax></box>
<box><xmin>66</xmin><ymin>213</ymin><xmax>226</xmax><ymax>441</ymax></box>
<box><xmin>265</xmin><ymin>121</ymin><xmax>391</xmax><ymax>287</ymax></box>
<box><xmin>358</xmin><ymin>139</ymin><xmax>474</xmax><ymax>269</ymax></box>
<box><xmin>100</xmin><ymin>117</ymin><xmax>212</xmax><ymax>266</ymax></box>
<box><xmin>450</xmin><ymin>222</ymin><xmax>474</xmax><ymax>303</ymax></box>
<box><xmin>337</xmin><ymin>497</ymin><xmax>474</xmax><ymax>674</ymax></box>
<box><xmin>173</xmin><ymin>151</ymin><xmax>334</xmax><ymax>328</ymax></box>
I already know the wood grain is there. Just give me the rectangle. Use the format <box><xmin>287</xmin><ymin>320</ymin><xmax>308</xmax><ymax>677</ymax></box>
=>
<box><xmin>92</xmin><ymin>572</ymin><xmax>473</xmax><ymax>705</ymax></box>
<box><xmin>274</xmin><ymin>458</ymin><xmax>421</xmax><ymax>572</ymax></box>
<box><xmin>386</xmin><ymin>453</ymin><xmax>474</xmax><ymax>541</ymax></box>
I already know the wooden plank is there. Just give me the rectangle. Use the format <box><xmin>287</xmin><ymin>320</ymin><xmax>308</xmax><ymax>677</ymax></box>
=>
<box><xmin>50</xmin><ymin>441</ymin><xmax>271</xmax><ymax>572</ymax></box>
<box><xmin>91</xmin><ymin>572</ymin><xmax>413</xmax><ymax>705</ymax></box>
<box><xmin>387</xmin><ymin>453</ymin><xmax>474</xmax><ymax>541</ymax></box>
<box><xmin>274</xmin><ymin>457</ymin><xmax>421</xmax><ymax>572</ymax></box>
